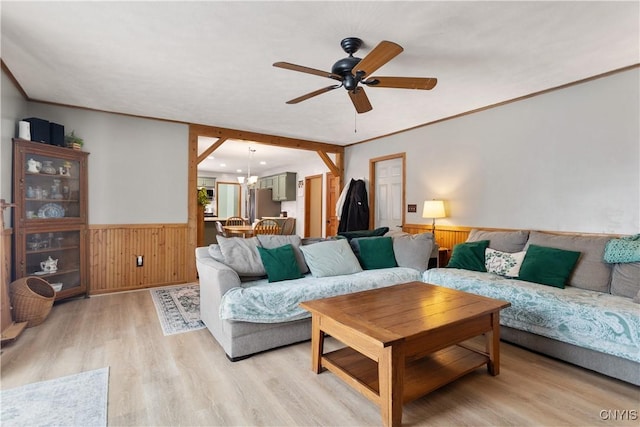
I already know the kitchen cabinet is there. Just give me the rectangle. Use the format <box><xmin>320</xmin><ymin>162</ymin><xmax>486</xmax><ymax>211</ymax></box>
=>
<box><xmin>258</xmin><ymin>172</ymin><xmax>296</xmax><ymax>201</ymax></box>
<box><xmin>12</xmin><ymin>138</ymin><xmax>89</xmax><ymax>300</ymax></box>
<box><xmin>197</xmin><ymin>176</ymin><xmax>216</xmax><ymax>187</ymax></box>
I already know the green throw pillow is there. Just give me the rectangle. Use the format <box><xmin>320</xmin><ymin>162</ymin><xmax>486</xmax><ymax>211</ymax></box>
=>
<box><xmin>446</xmin><ymin>240</ymin><xmax>489</xmax><ymax>272</ymax></box>
<box><xmin>518</xmin><ymin>244</ymin><xmax>581</xmax><ymax>288</ymax></box>
<box><xmin>337</xmin><ymin>227</ymin><xmax>389</xmax><ymax>241</ymax></box>
<box><xmin>257</xmin><ymin>244</ymin><xmax>304</xmax><ymax>283</ymax></box>
<box><xmin>350</xmin><ymin>236</ymin><xmax>397</xmax><ymax>270</ymax></box>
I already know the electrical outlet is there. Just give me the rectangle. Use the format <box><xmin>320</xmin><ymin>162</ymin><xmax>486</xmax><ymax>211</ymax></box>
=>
<box><xmin>136</xmin><ymin>255</ymin><xmax>144</xmax><ymax>267</ymax></box>
<box><xmin>408</xmin><ymin>204</ymin><xmax>417</xmax><ymax>213</ymax></box>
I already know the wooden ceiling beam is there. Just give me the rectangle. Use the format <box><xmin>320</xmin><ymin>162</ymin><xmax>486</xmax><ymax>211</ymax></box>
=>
<box><xmin>197</xmin><ymin>137</ymin><xmax>227</xmax><ymax>164</ymax></box>
<box><xmin>190</xmin><ymin>123</ymin><xmax>344</xmax><ymax>154</ymax></box>
<box><xmin>316</xmin><ymin>151</ymin><xmax>340</xmax><ymax>177</ymax></box>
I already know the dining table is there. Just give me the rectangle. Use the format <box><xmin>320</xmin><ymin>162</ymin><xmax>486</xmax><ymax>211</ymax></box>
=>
<box><xmin>223</xmin><ymin>224</ymin><xmax>255</xmax><ymax>237</ymax></box>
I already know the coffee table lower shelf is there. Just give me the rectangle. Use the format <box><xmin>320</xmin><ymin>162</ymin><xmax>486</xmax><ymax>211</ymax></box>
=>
<box><xmin>322</xmin><ymin>344</ymin><xmax>489</xmax><ymax>405</ymax></box>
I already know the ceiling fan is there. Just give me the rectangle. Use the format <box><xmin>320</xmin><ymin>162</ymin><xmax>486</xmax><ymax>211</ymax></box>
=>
<box><xmin>273</xmin><ymin>37</ymin><xmax>437</xmax><ymax>114</ymax></box>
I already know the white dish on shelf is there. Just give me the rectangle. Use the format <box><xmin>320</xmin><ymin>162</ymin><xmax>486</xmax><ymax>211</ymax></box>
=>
<box><xmin>50</xmin><ymin>283</ymin><xmax>63</xmax><ymax>292</ymax></box>
<box><xmin>33</xmin><ymin>271</ymin><xmax>48</xmax><ymax>275</ymax></box>
<box><xmin>38</xmin><ymin>203</ymin><xmax>65</xmax><ymax>218</ymax></box>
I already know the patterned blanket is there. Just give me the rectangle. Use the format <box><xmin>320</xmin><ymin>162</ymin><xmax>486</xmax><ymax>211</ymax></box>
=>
<box><xmin>604</xmin><ymin>234</ymin><xmax>640</xmax><ymax>263</ymax></box>
<box><xmin>220</xmin><ymin>267</ymin><xmax>420</xmax><ymax>323</ymax></box>
<box><xmin>423</xmin><ymin>268</ymin><xmax>640</xmax><ymax>362</ymax></box>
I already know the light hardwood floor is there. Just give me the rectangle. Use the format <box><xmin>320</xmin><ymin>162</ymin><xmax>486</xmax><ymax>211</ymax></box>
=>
<box><xmin>1</xmin><ymin>286</ymin><xmax>638</xmax><ymax>426</ymax></box>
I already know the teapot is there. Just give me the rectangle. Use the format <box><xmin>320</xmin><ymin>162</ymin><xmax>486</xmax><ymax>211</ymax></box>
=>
<box><xmin>27</xmin><ymin>158</ymin><xmax>42</xmax><ymax>173</ymax></box>
<box><xmin>40</xmin><ymin>256</ymin><xmax>58</xmax><ymax>273</ymax></box>
<box><xmin>41</xmin><ymin>160</ymin><xmax>56</xmax><ymax>175</ymax></box>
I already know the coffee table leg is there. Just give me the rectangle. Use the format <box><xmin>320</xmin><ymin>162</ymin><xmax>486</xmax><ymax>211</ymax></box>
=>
<box><xmin>485</xmin><ymin>312</ymin><xmax>501</xmax><ymax>375</ymax></box>
<box><xmin>378</xmin><ymin>344</ymin><xmax>404</xmax><ymax>427</ymax></box>
<box><xmin>310</xmin><ymin>314</ymin><xmax>325</xmax><ymax>374</ymax></box>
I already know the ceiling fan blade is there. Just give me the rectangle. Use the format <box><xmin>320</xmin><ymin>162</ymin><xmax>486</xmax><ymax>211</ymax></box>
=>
<box><xmin>366</xmin><ymin>76</ymin><xmax>438</xmax><ymax>90</ymax></box>
<box><xmin>286</xmin><ymin>85</ymin><xmax>341</xmax><ymax>104</ymax></box>
<box><xmin>353</xmin><ymin>41</ymin><xmax>403</xmax><ymax>78</ymax></box>
<box><xmin>273</xmin><ymin>62</ymin><xmax>342</xmax><ymax>81</ymax></box>
<box><xmin>348</xmin><ymin>87</ymin><xmax>372</xmax><ymax>114</ymax></box>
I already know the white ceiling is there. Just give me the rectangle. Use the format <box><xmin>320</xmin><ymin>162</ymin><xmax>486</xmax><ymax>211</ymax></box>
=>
<box><xmin>197</xmin><ymin>137</ymin><xmax>324</xmax><ymax>175</ymax></box>
<box><xmin>2</xmin><ymin>2</ymin><xmax>639</xmax><ymax>169</ymax></box>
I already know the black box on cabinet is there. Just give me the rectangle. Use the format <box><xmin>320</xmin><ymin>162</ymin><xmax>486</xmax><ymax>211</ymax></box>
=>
<box><xmin>23</xmin><ymin>117</ymin><xmax>50</xmax><ymax>144</ymax></box>
<box><xmin>49</xmin><ymin>122</ymin><xmax>65</xmax><ymax>146</ymax></box>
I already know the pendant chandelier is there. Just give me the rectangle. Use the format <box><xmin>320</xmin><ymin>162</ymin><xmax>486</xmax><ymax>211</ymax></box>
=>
<box><xmin>237</xmin><ymin>147</ymin><xmax>258</xmax><ymax>185</ymax></box>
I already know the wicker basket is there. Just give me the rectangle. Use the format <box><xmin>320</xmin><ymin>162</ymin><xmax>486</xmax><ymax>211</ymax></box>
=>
<box><xmin>9</xmin><ymin>277</ymin><xmax>55</xmax><ymax>327</ymax></box>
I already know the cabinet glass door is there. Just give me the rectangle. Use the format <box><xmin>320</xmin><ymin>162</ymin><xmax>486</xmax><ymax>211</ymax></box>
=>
<box><xmin>23</xmin><ymin>229</ymin><xmax>83</xmax><ymax>294</ymax></box>
<box><xmin>23</xmin><ymin>154</ymin><xmax>81</xmax><ymax>221</ymax></box>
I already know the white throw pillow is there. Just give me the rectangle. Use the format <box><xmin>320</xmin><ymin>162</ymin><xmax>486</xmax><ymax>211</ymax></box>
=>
<box><xmin>216</xmin><ymin>236</ymin><xmax>265</xmax><ymax>276</ymax></box>
<box><xmin>300</xmin><ymin>239</ymin><xmax>363</xmax><ymax>278</ymax></box>
<box><xmin>485</xmin><ymin>248</ymin><xmax>526</xmax><ymax>277</ymax></box>
<box><xmin>208</xmin><ymin>244</ymin><xmax>225</xmax><ymax>263</ymax></box>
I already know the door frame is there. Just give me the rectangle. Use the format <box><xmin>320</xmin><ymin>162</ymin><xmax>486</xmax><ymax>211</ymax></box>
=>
<box><xmin>325</xmin><ymin>172</ymin><xmax>340</xmax><ymax>237</ymax></box>
<box><xmin>369</xmin><ymin>153</ymin><xmax>406</xmax><ymax>231</ymax></box>
<box><xmin>304</xmin><ymin>174</ymin><xmax>323</xmax><ymax>238</ymax></box>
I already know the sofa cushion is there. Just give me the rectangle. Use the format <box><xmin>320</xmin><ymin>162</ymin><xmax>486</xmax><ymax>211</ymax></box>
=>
<box><xmin>257</xmin><ymin>244</ymin><xmax>304</xmax><ymax>283</ymax></box>
<box><xmin>257</xmin><ymin>234</ymin><xmax>308</xmax><ymax>274</ymax></box>
<box><xmin>391</xmin><ymin>232</ymin><xmax>434</xmax><ymax>272</ymax></box>
<box><xmin>447</xmin><ymin>240</ymin><xmax>489</xmax><ymax>272</ymax></box>
<box><xmin>525</xmin><ymin>231</ymin><xmax>612</xmax><ymax>292</ymax></box>
<box><xmin>467</xmin><ymin>229</ymin><xmax>529</xmax><ymax>253</ymax></box>
<box><xmin>350</xmin><ymin>236</ymin><xmax>397</xmax><ymax>270</ymax></box>
<box><xmin>485</xmin><ymin>248</ymin><xmax>526</xmax><ymax>277</ymax></box>
<box><xmin>338</xmin><ymin>227</ymin><xmax>389</xmax><ymax>241</ymax></box>
<box><xmin>518</xmin><ymin>244</ymin><xmax>581</xmax><ymax>288</ymax></box>
<box><xmin>611</xmin><ymin>262</ymin><xmax>640</xmax><ymax>300</ymax></box>
<box><xmin>216</xmin><ymin>236</ymin><xmax>265</xmax><ymax>276</ymax></box>
<box><xmin>300</xmin><ymin>239</ymin><xmax>363</xmax><ymax>278</ymax></box>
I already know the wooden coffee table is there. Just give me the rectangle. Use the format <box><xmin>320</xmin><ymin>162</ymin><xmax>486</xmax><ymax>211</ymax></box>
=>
<box><xmin>299</xmin><ymin>281</ymin><xmax>511</xmax><ymax>427</ymax></box>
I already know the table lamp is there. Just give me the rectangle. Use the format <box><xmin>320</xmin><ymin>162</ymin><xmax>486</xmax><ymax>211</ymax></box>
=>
<box><xmin>422</xmin><ymin>200</ymin><xmax>446</xmax><ymax>236</ymax></box>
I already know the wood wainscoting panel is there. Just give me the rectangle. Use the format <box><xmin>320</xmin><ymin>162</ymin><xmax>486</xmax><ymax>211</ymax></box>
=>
<box><xmin>88</xmin><ymin>224</ymin><xmax>190</xmax><ymax>294</ymax></box>
<box><xmin>403</xmin><ymin>224</ymin><xmax>472</xmax><ymax>256</ymax></box>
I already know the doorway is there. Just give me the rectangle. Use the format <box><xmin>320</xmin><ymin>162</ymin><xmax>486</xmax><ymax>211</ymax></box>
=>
<box><xmin>325</xmin><ymin>172</ymin><xmax>340</xmax><ymax>237</ymax></box>
<box><xmin>304</xmin><ymin>175</ymin><xmax>323</xmax><ymax>238</ymax></box>
<box><xmin>370</xmin><ymin>154</ymin><xmax>405</xmax><ymax>231</ymax></box>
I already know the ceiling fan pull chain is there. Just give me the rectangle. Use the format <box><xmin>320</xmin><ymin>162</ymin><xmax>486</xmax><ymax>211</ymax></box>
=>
<box><xmin>354</xmin><ymin>111</ymin><xmax>357</xmax><ymax>133</ymax></box>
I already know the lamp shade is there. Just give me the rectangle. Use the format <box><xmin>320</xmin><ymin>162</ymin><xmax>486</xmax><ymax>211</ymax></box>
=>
<box><xmin>422</xmin><ymin>200</ymin><xmax>446</xmax><ymax>219</ymax></box>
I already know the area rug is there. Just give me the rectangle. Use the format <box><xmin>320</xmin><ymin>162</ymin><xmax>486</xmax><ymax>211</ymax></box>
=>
<box><xmin>150</xmin><ymin>284</ymin><xmax>205</xmax><ymax>336</ymax></box>
<box><xmin>0</xmin><ymin>367</ymin><xmax>109</xmax><ymax>427</ymax></box>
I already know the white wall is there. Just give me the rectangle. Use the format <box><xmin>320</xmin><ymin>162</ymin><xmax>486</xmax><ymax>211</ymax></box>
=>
<box><xmin>19</xmin><ymin>103</ymin><xmax>189</xmax><ymax>224</ymax></box>
<box><xmin>345</xmin><ymin>68</ymin><xmax>640</xmax><ymax>235</ymax></box>
<box><xmin>1</xmin><ymin>71</ymin><xmax>29</xmax><ymax>227</ymax></box>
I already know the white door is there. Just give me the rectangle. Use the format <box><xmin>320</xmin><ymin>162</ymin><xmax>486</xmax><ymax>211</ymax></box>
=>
<box><xmin>374</xmin><ymin>157</ymin><xmax>403</xmax><ymax>230</ymax></box>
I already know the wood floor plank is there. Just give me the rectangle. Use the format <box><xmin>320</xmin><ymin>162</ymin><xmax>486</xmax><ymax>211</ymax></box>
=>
<box><xmin>1</xmin><ymin>287</ymin><xmax>638</xmax><ymax>426</ymax></box>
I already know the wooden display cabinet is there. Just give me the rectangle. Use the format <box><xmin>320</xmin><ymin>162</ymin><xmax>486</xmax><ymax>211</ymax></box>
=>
<box><xmin>12</xmin><ymin>138</ymin><xmax>89</xmax><ymax>300</ymax></box>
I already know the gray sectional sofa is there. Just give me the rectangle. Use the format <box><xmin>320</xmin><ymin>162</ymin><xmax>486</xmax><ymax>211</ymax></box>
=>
<box><xmin>423</xmin><ymin>229</ymin><xmax>640</xmax><ymax>385</ymax></box>
<box><xmin>196</xmin><ymin>232</ymin><xmax>436</xmax><ymax>360</ymax></box>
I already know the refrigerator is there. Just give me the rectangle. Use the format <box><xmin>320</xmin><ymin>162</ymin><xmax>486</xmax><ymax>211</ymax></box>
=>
<box><xmin>248</xmin><ymin>188</ymin><xmax>281</xmax><ymax>224</ymax></box>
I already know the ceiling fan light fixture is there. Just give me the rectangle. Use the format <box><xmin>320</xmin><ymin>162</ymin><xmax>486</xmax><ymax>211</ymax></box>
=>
<box><xmin>273</xmin><ymin>37</ymin><xmax>436</xmax><ymax>113</ymax></box>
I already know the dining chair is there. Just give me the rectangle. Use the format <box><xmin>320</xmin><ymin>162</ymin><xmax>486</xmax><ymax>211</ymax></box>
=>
<box><xmin>280</xmin><ymin>217</ymin><xmax>296</xmax><ymax>235</ymax></box>
<box><xmin>253</xmin><ymin>219</ymin><xmax>281</xmax><ymax>235</ymax></box>
<box><xmin>215</xmin><ymin>221</ymin><xmax>227</xmax><ymax>237</ymax></box>
<box><xmin>226</xmin><ymin>216</ymin><xmax>247</xmax><ymax>226</ymax></box>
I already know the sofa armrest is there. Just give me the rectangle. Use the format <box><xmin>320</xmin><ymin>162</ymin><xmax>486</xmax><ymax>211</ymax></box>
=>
<box><xmin>195</xmin><ymin>247</ymin><xmax>241</xmax><ymax>298</ymax></box>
